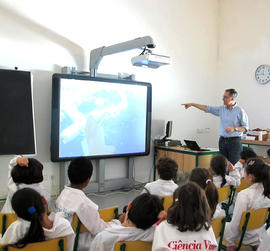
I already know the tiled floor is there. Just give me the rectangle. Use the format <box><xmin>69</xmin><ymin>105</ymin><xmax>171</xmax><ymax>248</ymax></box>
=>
<box><xmin>86</xmin><ymin>187</ymin><xmax>142</xmax><ymax>212</ymax></box>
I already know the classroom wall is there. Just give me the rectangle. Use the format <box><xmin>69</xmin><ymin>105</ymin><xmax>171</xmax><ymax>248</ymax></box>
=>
<box><xmin>0</xmin><ymin>0</ymin><xmax>219</xmax><ymax>199</ymax></box>
<box><xmin>217</xmin><ymin>0</ymin><xmax>270</xmax><ymax>155</ymax></box>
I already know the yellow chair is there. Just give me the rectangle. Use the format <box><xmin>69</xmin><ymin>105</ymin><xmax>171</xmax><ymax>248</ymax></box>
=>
<box><xmin>234</xmin><ymin>208</ymin><xmax>269</xmax><ymax>250</ymax></box>
<box><xmin>114</xmin><ymin>240</ymin><xmax>152</xmax><ymax>251</ymax></box>
<box><xmin>217</xmin><ymin>186</ymin><xmax>235</xmax><ymax>220</ymax></box>
<box><xmin>0</xmin><ymin>213</ymin><xmax>17</xmax><ymax>236</ymax></box>
<box><xmin>236</xmin><ymin>178</ymin><xmax>250</xmax><ymax>193</ymax></box>
<box><xmin>0</xmin><ymin>237</ymin><xmax>66</xmax><ymax>251</ymax></box>
<box><xmin>212</xmin><ymin>216</ymin><xmax>226</xmax><ymax>251</ymax></box>
<box><xmin>160</xmin><ymin>196</ymin><xmax>173</xmax><ymax>212</ymax></box>
<box><xmin>99</xmin><ymin>206</ymin><xmax>119</xmax><ymax>222</ymax></box>
<box><xmin>217</xmin><ymin>186</ymin><xmax>231</xmax><ymax>203</ymax></box>
<box><xmin>72</xmin><ymin>206</ymin><xmax>119</xmax><ymax>251</ymax></box>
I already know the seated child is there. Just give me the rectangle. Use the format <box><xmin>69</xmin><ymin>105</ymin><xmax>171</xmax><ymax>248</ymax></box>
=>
<box><xmin>152</xmin><ymin>182</ymin><xmax>217</xmax><ymax>251</ymax></box>
<box><xmin>54</xmin><ymin>157</ymin><xmax>121</xmax><ymax>251</ymax></box>
<box><xmin>189</xmin><ymin>168</ymin><xmax>222</xmax><ymax>219</ymax></box>
<box><xmin>1</xmin><ymin>156</ymin><xmax>50</xmax><ymax>213</ymax></box>
<box><xmin>225</xmin><ymin>158</ymin><xmax>270</xmax><ymax>250</ymax></box>
<box><xmin>234</xmin><ymin>149</ymin><xmax>257</xmax><ymax>177</ymax></box>
<box><xmin>0</xmin><ymin>188</ymin><xmax>74</xmax><ymax>251</ymax></box>
<box><xmin>90</xmin><ymin>193</ymin><xmax>164</xmax><ymax>251</ymax></box>
<box><xmin>142</xmin><ymin>157</ymin><xmax>178</xmax><ymax>196</ymax></box>
<box><xmin>210</xmin><ymin>154</ymin><xmax>241</xmax><ymax>188</ymax></box>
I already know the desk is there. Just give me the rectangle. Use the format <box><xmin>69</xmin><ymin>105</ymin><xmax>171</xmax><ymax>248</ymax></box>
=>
<box><xmin>154</xmin><ymin>146</ymin><xmax>219</xmax><ymax>180</ymax></box>
<box><xmin>242</xmin><ymin>140</ymin><xmax>270</xmax><ymax>147</ymax></box>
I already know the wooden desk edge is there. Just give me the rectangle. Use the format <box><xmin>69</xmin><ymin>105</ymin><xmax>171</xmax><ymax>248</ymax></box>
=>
<box><xmin>154</xmin><ymin>145</ymin><xmax>219</xmax><ymax>154</ymax></box>
<box><xmin>242</xmin><ymin>140</ymin><xmax>270</xmax><ymax>146</ymax></box>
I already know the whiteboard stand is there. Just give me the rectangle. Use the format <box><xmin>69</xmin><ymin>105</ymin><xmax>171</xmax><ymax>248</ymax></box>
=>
<box><xmin>59</xmin><ymin>157</ymin><xmax>135</xmax><ymax>193</ymax></box>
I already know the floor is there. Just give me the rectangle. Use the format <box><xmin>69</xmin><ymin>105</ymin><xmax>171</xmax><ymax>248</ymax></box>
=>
<box><xmin>86</xmin><ymin>187</ymin><xmax>142</xmax><ymax>212</ymax></box>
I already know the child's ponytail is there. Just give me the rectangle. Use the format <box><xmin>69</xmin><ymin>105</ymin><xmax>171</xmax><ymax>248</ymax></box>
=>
<box><xmin>205</xmin><ymin>179</ymin><xmax>219</xmax><ymax>217</ymax></box>
<box><xmin>11</xmin><ymin>188</ymin><xmax>46</xmax><ymax>247</ymax></box>
<box><xmin>261</xmin><ymin>163</ymin><xmax>270</xmax><ymax>198</ymax></box>
<box><xmin>210</xmin><ymin>154</ymin><xmax>227</xmax><ymax>187</ymax></box>
<box><xmin>220</xmin><ymin>173</ymin><xmax>226</xmax><ymax>188</ymax></box>
<box><xmin>189</xmin><ymin>168</ymin><xmax>218</xmax><ymax>218</ymax></box>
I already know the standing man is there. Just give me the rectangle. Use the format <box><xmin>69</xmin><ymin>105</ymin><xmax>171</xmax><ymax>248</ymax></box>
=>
<box><xmin>182</xmin><ymin>89</ymin><xmax>249</xmax><ymax>165</ymax></box>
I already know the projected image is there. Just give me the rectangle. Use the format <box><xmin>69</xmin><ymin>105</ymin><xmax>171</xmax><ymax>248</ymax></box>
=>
<box><xmin>59</xmin><ymin>79</ymin><xmax>147</xmax><ymax>158</ymax></box>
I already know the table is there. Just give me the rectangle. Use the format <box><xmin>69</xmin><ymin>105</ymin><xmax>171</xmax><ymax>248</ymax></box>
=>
<box><xmin>154</xmin><ymin>145</ymin><xmax>219</xmax><ymax>180</ymax></box>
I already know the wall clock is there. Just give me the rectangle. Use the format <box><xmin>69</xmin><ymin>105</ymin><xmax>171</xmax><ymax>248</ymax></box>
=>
<box><xmin>255</xmin><ymin>64</ymin><xmax>270</xmax><ymax>85</ymax></box>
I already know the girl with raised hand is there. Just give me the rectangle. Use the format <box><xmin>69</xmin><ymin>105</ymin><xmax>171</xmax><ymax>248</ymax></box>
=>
<box><xmin>210</xmin><ymin>154</ymin><xmax>240</xmax><ymax>188</ymax></box>
<box><xmin>1</xmin><ymin>156</ymin><xmax>50</xmax><ymax>213</ymax></box>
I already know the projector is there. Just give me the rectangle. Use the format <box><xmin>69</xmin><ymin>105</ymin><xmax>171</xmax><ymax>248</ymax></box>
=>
<box><xmin>131</xmin><ymin>53</ymin><xmax>171</xmax><ymax>69</ymax></box>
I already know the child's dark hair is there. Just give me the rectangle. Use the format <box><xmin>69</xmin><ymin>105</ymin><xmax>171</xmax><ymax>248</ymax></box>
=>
<box><xmin>267</xmin><ymin>148</ymin><xmax>270</xmax><ymax>158</ymax></box>
<box><xmin>167</xmin><ymin>182</ymin><xmax>211</xmax><ymax>232</ymax></box>
<box><xmin>210</xmin><ymin>154</ymin><xmax>227</xmax><ymax>187</ymax></box>
<box><xmin>11</xmin><ymin>188</ymin><xmax>45</xmax><ymax>247</ymax></box>
<box><xmin>156</xmin><ymin>157</ymin><xmax>178</xmax><ymax>180</ymax></box>
<box><xmin>189</xmin><ymin>168</ymin><xmax>218</xmax><ymax>218</ymax></box>
<box><xmin>240</xmin><ymin>150</ymin><xmax>257</xmax><ymax>161</ymax></box>
<box><xmin>127</xmin><ymin>193</ymin><xmax>163</xmax><ymax>230</ymax></box>
<box><xmin>245</xmin><ymin>158</ymin><xmax>270</xmax><ymax>198</ymax></box>
<box><xmin>68</xmin><ymin>157</ymin><xmax>93</xmax><ymax>185</ymax></box>
<box><xmin>11</xmin><ymin>158</ymin><xmax>43</xmax><ymax>184</ymax></box>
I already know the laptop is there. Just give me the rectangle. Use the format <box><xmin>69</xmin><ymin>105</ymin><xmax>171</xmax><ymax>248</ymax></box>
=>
<box><xmin>184</xmin><ymin>140</ymin><xmax>209</xmax><ymax>151</ymax></box>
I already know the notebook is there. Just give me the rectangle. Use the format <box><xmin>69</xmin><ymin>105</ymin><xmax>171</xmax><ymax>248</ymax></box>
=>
<box><xmin>184</xmin><ymin>140</ymin><xmax>209</xmax><ymax>151</ymax></box>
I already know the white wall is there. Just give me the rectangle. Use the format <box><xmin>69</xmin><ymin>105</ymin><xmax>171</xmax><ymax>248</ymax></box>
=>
<box><xmin>0</xmin><ymin>0</ymin><xmax>219</xmax><ymax>199</ymax></box>
<box><xmin>217</xmin><ymin>0</ymin><xmax>270</xmax><ymax>155</ymax></box>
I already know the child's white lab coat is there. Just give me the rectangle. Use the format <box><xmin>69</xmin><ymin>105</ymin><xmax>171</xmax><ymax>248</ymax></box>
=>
<box><xmin>142</xmin><ymin>179</ymin><xmax>178</xmax><ymax>196</ymax></box>
<box><xmin>213</xmin><ymin>204</ymin><xmax>226</xmax><ymax>219</ymax></box>
<box><xmin>234</xmin><ymin>161</ymin><xmax>244</xmax><ymax>178</ymax></box>
<box><xmin>258</xmin><ymin>227</ymin><xmax>270</xmax><ymax>251</ymax></box>
<box><xmin>213</xmin><ymin>169</ymin><xmax>241</xmax><ymax>188</ymax></box>
<box><xmin>152</xmin><ymin>221</ymin><xmax>217</xmax><ymax>251</ymax></box>
<box><xmin>225</xmin><ymin>183</ymin><xmax>270</xmax><ymax>246</ymax></box>
<box><xmin>0</xmin><ymin>212</ymin><xmax>74</xmax><ymax>251</ymax></box>
<box><xmin>90</xmin><ymin>224</ymin><xmax>155</xmax><ymax>251</ymax></box>
<box><xmin>1</xmin><ymin>156</ymin><xmax>50</xmax><ymax>213</ymax></box>
<box><xmin>54</xmin><ymin>186</ymin><xmax>120</xmax><ymax>251</ymax></box>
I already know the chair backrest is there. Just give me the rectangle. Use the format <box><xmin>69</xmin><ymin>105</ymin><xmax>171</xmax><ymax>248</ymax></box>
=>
<box><xmin>212</xmin><ymin>216</ymin><xmax>225</xmax><ymax>239</ymax></box>
<box><xmin>72</xmin><ymin>206</ymin><xmax>119</xmax><ymax>251</ymax></box>
<box><xmin>0</xmin><ymin>237</ymin><xmax>66</xmax><ymax>251</ymax></box>
<box><xmin>239</xmin><ymin>208</ymin><xmax>269</xmax><ymax>231</ymax></box>
<box><xmin>72</xmin><ymin>214</ymin><xmax>88</xmax><ymax>233</ymax></box>
<box><xmin>98</xmin><ymin>206</ymin><xmax>119</xmax><ymax>222</ymax></box>
<box><xmin>236</xmin><ymin>208</ymin><xmax>269</xmax><ymax>250</ymax></box>
<box><xmin>211</xmin><ymin>216</ymin><xmax>226</xmax><ymax>251</ymax></box>
<box><xmin>72</xmin><ymin>205</ymin><xmax>120</xmax><ymax>233</ymax></box>
<box><xmin>0</xmin><ymin>213</ymin><xmax>18</xmax><ymax>236</ymax></box>
<box><xmin>114</xmin><ymin>241</ymin><xmax>152</xmax><ymax>251</ymax></box>
<box><xmin>160</xmin><ymin>196</ymin><xmax>173</xmax><ymax>212</ymax></box>
<box><xmin>236</xmin><ymin>178</ymin><xmax>250</xmax><ymax>193</ymax></box>
<box><xmin>217</xmin><ymin>186</ymin><xmax>231</xmax><ymax>203</ymax></box>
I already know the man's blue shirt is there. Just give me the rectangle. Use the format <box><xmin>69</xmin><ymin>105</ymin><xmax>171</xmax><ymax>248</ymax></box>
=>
<box><xmin>205</xmin><ymin>104</ymin><xmax>249</xmax><ymax>137</ymax></box>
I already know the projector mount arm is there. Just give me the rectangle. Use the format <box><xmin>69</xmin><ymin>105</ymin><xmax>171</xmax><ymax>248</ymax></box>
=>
<box><xmin>89</xmin><ymin>36</ymin><xmax>155</xmax><ymax>77</ymax></box>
